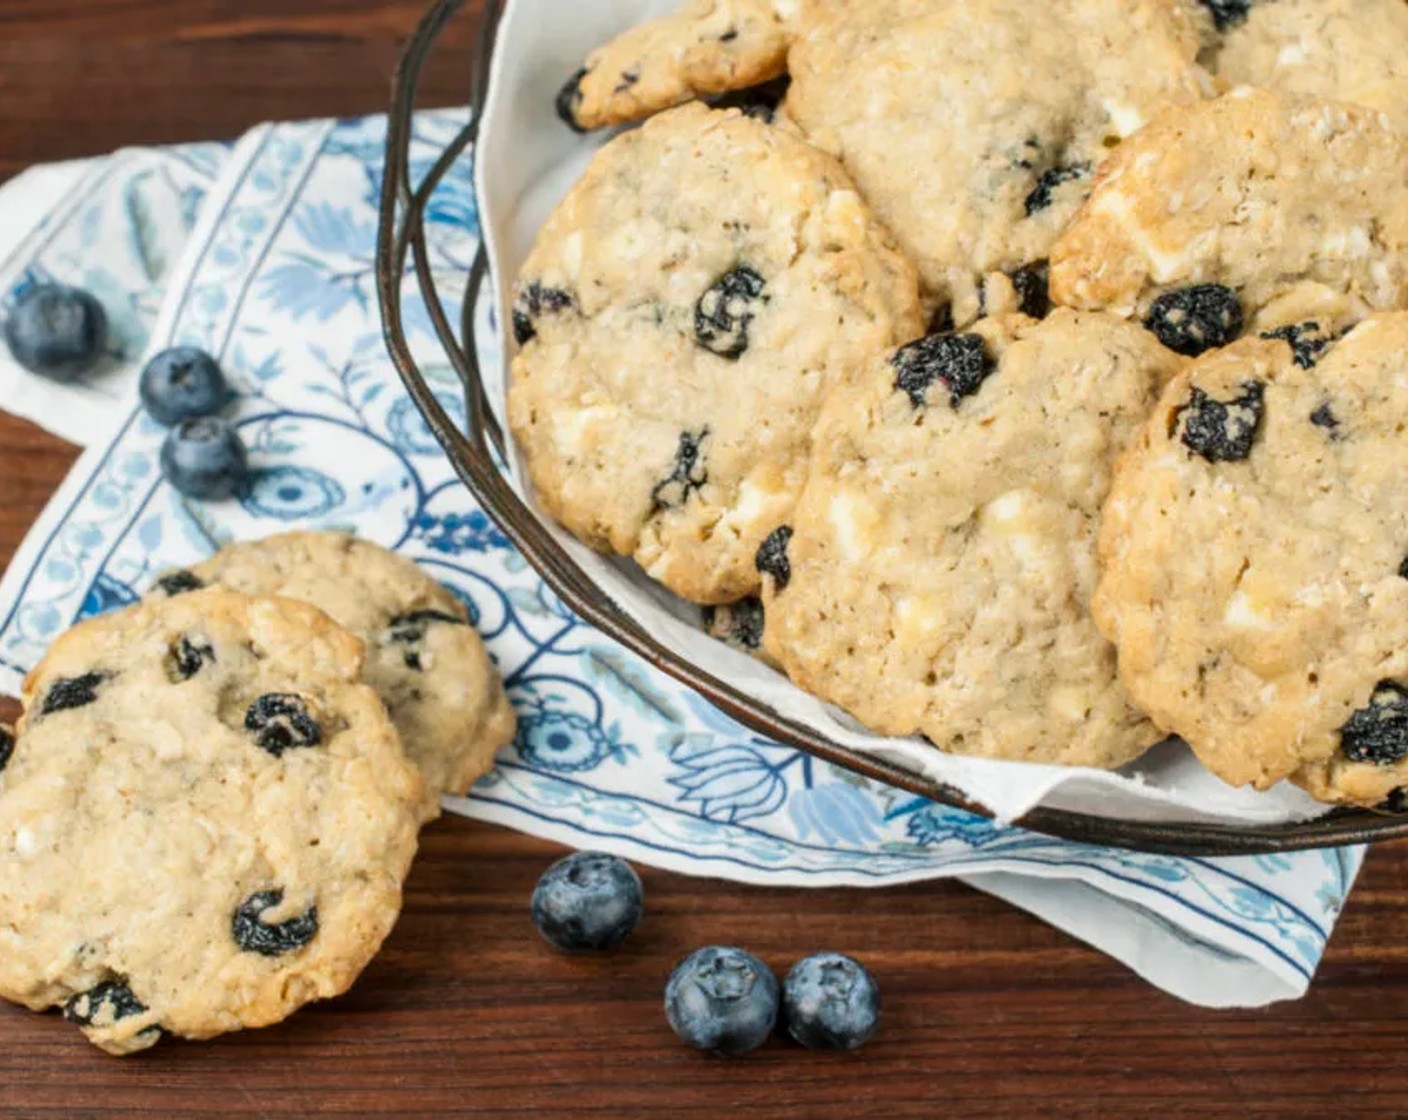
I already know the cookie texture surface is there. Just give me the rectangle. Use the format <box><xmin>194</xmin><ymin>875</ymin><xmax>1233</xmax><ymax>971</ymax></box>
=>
<box><xmin>152</xmin><ymin>532</ymin><xmax>515</xmax><ymax>812</ymax></box>
<box><xmin>762</xmin><ymin>309</ymin><xmax>1183</xmax><ymax>767</ymax></box>
<box><xmin>1194</xmin><ymin>0</ymin><xmax>1408</xmax><ymax>135</ymax></box>
<box><xmin>787</xmin><ymin>0</ymin><xmax>1208</xmax><ymax>324</ymax></box>
<box><xmin>0</xmin><ymin>591</ymin><xmax>422</xmax><ymax>1054</ymax></box>
<box><xmin>1051</xmin><ymin>88</ymin><xmax>1408</xmax><ymax>345</ymax></box>
<box><xmin>561</xmin><ymin>0</ymin><xmax>796</xmax><ymax>130</ymax></box>
<box><xmin>509</xmin><ymin>102</ymin><xmax>923</xmax><ymax>604</ymax></box>
<box><xmin>1094</xmin><ymin>314</ymin><xmax>1408</xmax><ymax>805</ymax></box>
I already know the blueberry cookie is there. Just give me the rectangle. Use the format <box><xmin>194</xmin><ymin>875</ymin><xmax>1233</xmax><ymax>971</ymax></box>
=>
<box><xmin>761</xmin><ymin>310</ymin><xmax>1183</xmax><ymax>767</ymax></box>
<box><xmin>1051</xmin><ymin>89</ymin><xmax>1408</xmax><ymax>351</ymax></box>
<box><xmin>1094</xmin><ymin>313</ymin><xmax>1408</xmax><ymax>805</ymax></box>
<box><xmin>0</xmin><ymin>591</ymin><xmax>422</xmax><ymax>1053</ymax></box>
<box><xmin>1187</xmin><ymin>0</ymin><xmax>1408</xmax><ymax>135</ymax></box>
<box><xmin>509</xmin><ymin>102</ymin><xmax>923</xmax><ymax>605</ymax></box>
<box><xmin>151</xmin><ymin>532</ymin><xmax>515</xmax><ymax>815</ymax></box>
<box><xmin>786</xmin><ymin>0</ymin><xmax>1209</xmax><ymax>324</ymax></box>
<box><xmin>558</xmin><ymin>0</ymin><xmax>796</xmax><ymax>131</ymax></box>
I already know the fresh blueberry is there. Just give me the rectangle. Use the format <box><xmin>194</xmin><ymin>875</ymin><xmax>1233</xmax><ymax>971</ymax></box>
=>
<box><xmin>160</xmin><ymin>416</ymin><xmax>249</xmax><ymax>500</ymax></box>
<box><xmin>4</xmin><ymin>283</ymin><xmax>108</xmax><ymax>381</ymax></box>
<box><xmin>665</xmin><ymin>946</ymin><xmax>779</xmax><ymax>1055</ymax></box>
<box><xmin>140</xmin><ymin>346</ymin><xmax>228</xmax><ymax>425</ymax></box>
<box><xmin>531</xmin><ymin>851</ymin><xmax>644</xmax><ymax>951</ymax></box>
<box><xmin>782</xmin><ymin>952</ymin><xmax>881</xmax><ymax>1051</ymax></box>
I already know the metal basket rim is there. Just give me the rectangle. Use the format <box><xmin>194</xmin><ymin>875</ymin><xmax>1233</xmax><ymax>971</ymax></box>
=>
<box><xmin>374</xmin><ymin>0</ymin><xmax>1408</xmax><ymax>856</ymax></box>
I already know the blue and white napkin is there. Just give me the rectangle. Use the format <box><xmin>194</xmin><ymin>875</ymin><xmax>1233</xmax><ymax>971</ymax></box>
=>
<box><xmin>0</xmin><ymin>110</ymin><xmax>1363</xmax><ymax>1008</ymax></box>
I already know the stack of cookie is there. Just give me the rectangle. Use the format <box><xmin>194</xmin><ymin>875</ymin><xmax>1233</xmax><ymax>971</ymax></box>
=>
<box><xmin>512</xmin><ymin>0</ymin><xmax>1408</xmax><ymax>805</ymax></box>
<box><xmin>0</xmin><ymin>532</ymin><xmax>514</xmax><ymax>1054</ymax></box>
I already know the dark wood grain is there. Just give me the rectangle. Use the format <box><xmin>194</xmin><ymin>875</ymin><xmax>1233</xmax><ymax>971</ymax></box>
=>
<box><xmin>1</xmin><ymin>3</ymin><xmax>1407</xmax><ymax>1117</ymax></box>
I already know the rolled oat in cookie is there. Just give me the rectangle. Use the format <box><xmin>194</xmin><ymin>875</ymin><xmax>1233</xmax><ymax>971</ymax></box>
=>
<box><xmin>0</xmin><ymin>591</ymin><xmax>422</xmax><ymax>1054</ymax></box>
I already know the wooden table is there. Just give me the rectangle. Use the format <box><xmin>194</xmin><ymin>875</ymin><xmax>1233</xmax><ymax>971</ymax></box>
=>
<box><xmin>1</xmin><ymin>3</ymin><xmax>1406</xmax><ymax>1116</ymax></box>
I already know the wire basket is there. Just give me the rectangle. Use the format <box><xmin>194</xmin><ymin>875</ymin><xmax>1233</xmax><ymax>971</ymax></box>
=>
<box><xmin>374</xmin><ymin>0</ymin><xmax>1408</xmax><ymax>855</ymax></box>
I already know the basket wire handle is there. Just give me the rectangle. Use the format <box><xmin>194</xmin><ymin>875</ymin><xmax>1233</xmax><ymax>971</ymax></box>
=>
<box><xmin>374</xmin><ymin>0</ymin><xmax>1408</xmax><ymax>855</ymax></box>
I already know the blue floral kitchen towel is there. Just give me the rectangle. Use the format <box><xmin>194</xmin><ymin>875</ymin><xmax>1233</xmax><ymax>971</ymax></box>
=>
<box><xmin>0</xmin><ymin>110</ymin><xmax>1363</xmax><ymax>1008</ymax></box>
<box><xmin>0</xmin><ymin>143</ymin><xmax>230</xmax><ymax>445</ymax></box>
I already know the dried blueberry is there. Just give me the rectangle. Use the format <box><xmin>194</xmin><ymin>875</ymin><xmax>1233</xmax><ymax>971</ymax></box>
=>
<box><xmin>1197</xmin><ymin>0</ymin><xmax>1251</xmax><ymax>30</ymax></box>
<box><xmin>1261</xmin><ymin>321</ymin><xmax>1335</xmax><ymax>370</ymax></box>
<box><xmin>711</xmin><ymin>76</ymin><xmax>790</xmax><ymax>123</ymax></box>
<box><xmin>702</xmin><ymin>597</ymin><xmax>765</xmax><ymax>652</ymax></box>
<box><xmin>1382</xmin><ymin>788</ymin><xmax>1408</xmax><ymax>813</ymax></box>
<box><xmin>387</xmin><ymin>609</ymin><xmax>467</xmax><ymax>671</ymax></box>
<box><xmin>1341</xmin><ymin>682</ymin><xmax>1408</xmax><ymax>765</ymax></box>
<box><xmin>1176</xmin><ymin>380</ymin><xmax>1264</xmax><ymax>463</ymax></box>
<box><xmin>755</xmin><ymin>526</ymin><xmax>793</xmax><ymax>591</ymax></box>
<box><xmin>232</xmin><ymin>890</ymin><xmax>319</xmax><ymax>956</ymax></box>
<box><xmin>695</xmin><ymin>267</ymin><xmax>766</xmax><ymax>359</ymax></box>
<box><xmin>1400</xmin><ymin>556</ymin><xmax>1408</xmax><ymax>580</ymax></box>
<box><xmin>172</xmin><ymin>635</ymin><xmax>214</xmax><ymax>680</ymax></box>
<box><xmin>1310</xmin><ymin>403</ymin><xmax>1340</xmax><ymax>433</ymax></box>
<box><xmin>40</xmin><ymin>671</ymin><xmax>109</xmax><ymax>716</ymax></box>
<box><xmin>152</xmin><ymin>569</ymin><xmax>204</xmax><ymax>597</ymax></box>
<box><xmin>1145</xmin><ymin>285</ymin><xmax>1244</xmax><ymax>357</ymax></box>
<box><xmin>613</xmin><ymin>70</ymin><xmax>640</xmax><ymax>94</ymax></box>
<box><xmin>555</xmin><ymin>68</ymin><xmax>588</xmax><ymax>132</ymax></box>
<box><xmin>512</xmin><ymin>281</ymin><xmax>575</xmax><ymax>346</ymax></box>
<box><xmin>63</xmin><ymin>980</ymin><xmax>146</xmax><ymax>1026</ymax></box>
<box><xmin>651</xmin><ymin>429</ymin><xmax>709</xmax><ymax>511</ymax></box>
<box><xmin>1009</xmin><ymin>261</ymin><xmax>1050</xmax><ymax>319</ymax></box>
<box><xmin>0</xmin><ymin>724</ymin><xmax>12</xmax><ymax>774</ymax></box>
<box><xmin>891</xmin><ymin>332</ymin><xmax>994</xmax><ymax>409</ymax></box>
<box><xmin>387</xmin><ymin>609</ymin><xmax>466</xmax><ymax>641</ymax></box>
<box><xmin>1024</xmin><ymin>163</ymin><xmax>1091</xmax><ymax>217</ymax></box>
<box><xmin>244</xmin><ymin>694</ymin><xmax>321</xmax><ymax>757</ymax></box>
